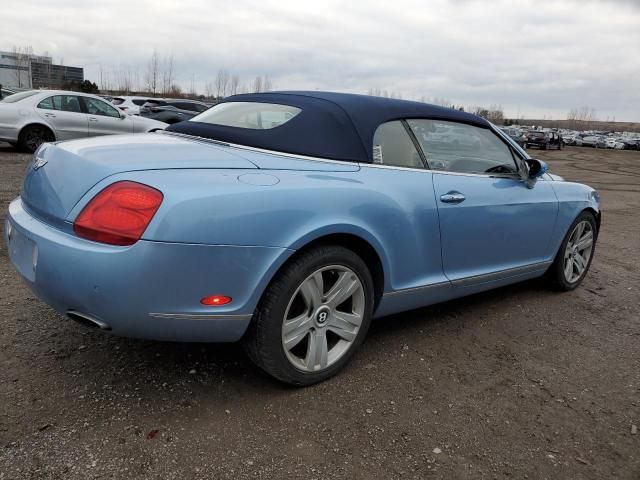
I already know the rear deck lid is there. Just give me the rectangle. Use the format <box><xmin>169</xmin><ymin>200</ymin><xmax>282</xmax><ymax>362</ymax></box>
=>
<box><xmin>21</xmin><ymin>133</ymin><xmax>257</xmax><ymax>227</ymax></box>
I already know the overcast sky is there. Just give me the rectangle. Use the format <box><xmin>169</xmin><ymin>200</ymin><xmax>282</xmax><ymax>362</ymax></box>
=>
<box><xmin>2</xmin><ymin>0</ymin><xmax>639</xmax><ymax>121</ymax></box>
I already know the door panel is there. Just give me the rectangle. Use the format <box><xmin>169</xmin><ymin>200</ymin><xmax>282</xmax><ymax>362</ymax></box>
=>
<box><xmin>433</xmin><ymin>173</ymin><xmax>558</xmax><ymax>282</ymax></box>
<box><xmin>35</xmin><ymin>95</ymin><xmax>88</xmax><ymax>140</ymax></box>
<box><xmin>88</xmin><ymin>115</ymin><xmax>133</xmax><ymax>136</ymax></box>
<box><xmin>82</xmin><ymin>97</ymin><xmax>133</xmax><ymax>136</ymax></box>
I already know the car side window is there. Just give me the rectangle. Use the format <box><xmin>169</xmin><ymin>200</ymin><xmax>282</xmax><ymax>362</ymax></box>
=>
<box><xmin>83</xmin><ymin>97</ymin><xmax>121</xmax><ymax>118</ymax></box>
<box><xmin>172</xmin><ymin>102</ymin><xmax>192</xmax><ymax>111</ymax></box>
<box><xmin>372</xmin><ymin>121</ymin><xmax>424</xmax><ymax>169</ymax></box>
<box><xmin>61</xmin><ymin>95</ymin><xmax>82</xmax><ymax>113</ymax></box>
<box><xmin>38</xmin><ymin>95</ymin><xmax>63</xmax><ymax>111</ymax></box>
<box><xmin>407</xmin><ymin>119</ymin><xmax>518</xmax><ymax>175</ymax></box>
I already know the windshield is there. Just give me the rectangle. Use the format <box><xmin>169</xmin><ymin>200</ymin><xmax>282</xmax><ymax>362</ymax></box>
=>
<box><xmin>191</xmin><ymin>102</ymin><xmax>301</xmax><ymax>129</ymax></box>
<box><xmin>1</xmin><ymin>90</ymin><xmax>39</xmax><ymax>103</ymax></box>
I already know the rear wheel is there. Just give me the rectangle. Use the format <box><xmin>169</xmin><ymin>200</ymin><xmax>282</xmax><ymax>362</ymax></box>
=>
<box><xmin>547</xmin><ymin>211</ymin><xmax>597</xmax><ymax>291</ymax></box>
<box><xmin>244</xmin><ymin>245</ymin><xmax>375</xmax><ymax>386</ymax></box>
<box><xmin>18</xmin><ymin>125</ymin><xmax>54</xmax><ymax>153</ymax></box>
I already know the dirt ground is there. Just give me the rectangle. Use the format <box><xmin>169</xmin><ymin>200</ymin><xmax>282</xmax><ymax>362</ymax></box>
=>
<box><xmin>0</xmin><ymin>143</ymin><xmax>638</xmax><ymax>479</ymax></box>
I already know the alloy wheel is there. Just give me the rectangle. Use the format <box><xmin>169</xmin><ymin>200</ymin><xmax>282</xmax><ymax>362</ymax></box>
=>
<box><xmin>281</xmin><ymin>265</ymin><xmax>365</xmax><ymax>372</ymax></box>
<box><xmin>563</xmin><ymin>220</ymin><xmax>594</xmax><ymax>283</ymax></box>
<box><xmin>25</xmin><ymin>128</ymin><xmax>47</xmax><ymax>151</ymax></box>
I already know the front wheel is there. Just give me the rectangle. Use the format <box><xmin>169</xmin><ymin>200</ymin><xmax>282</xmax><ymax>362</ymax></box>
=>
<box><xmin>547</xmin><ymin>211</ymin><xmax>598</xmax><ymax>291</ymax></box>
<box><xmin>244</xmin><ymin>245</ymin><xmax>375</xmax><ymax>386</ymax></box>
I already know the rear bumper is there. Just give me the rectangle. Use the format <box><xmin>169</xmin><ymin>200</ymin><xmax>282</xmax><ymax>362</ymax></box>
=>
<box><xmin>6</xmin><ymin>198</ymin><xmax>292</xmax><ymax>342</ymax></box>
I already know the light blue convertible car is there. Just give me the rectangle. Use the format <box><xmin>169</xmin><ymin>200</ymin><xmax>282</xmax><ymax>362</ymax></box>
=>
<box><xmin>5</xmin><ymin>92</ymin><xmax>600</xmax><ymax>385</ymax></box>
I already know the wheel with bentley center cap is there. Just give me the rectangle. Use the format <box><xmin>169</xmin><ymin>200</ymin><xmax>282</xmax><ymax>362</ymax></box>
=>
<box><xmin>243</xmin><ymin>245</ymin><xmax>374</xmax><ymax>386</ymax></box>
<box><xmin>547</xmin><ymin>211</ymin><xmax>598</xmax><ymax>291</ymax></box>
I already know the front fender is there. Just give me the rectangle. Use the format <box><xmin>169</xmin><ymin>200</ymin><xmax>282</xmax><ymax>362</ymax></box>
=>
<box><xmin>548</xmin><ymin>180</ymin><xmax>601</xmax><ymax>255</ymax></box>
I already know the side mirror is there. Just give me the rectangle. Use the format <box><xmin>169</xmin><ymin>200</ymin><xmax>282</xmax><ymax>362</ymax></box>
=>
<box><xmin>526</xmin><ymin>158</ymin><xmax>548</xmax><ymax>179</ymax></box>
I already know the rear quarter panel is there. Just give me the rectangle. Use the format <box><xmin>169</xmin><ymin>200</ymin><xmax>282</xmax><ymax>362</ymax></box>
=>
<box><xmin>69</xmin><ymin>165</ymin><xmax>446</xmax><ymax>296</ymax></box>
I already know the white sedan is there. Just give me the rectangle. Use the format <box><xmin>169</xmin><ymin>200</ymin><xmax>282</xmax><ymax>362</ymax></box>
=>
<box><xmin>0</xmin><ymin>90</ymin><xmax>167</xmax><ymax>152</ymax></box>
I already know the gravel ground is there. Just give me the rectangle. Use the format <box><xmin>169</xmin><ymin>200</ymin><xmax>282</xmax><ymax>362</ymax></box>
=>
<box><xmin>0</xmin><ymin>143</ymin><xmax>638</xmax><ymax>479</ymax></box>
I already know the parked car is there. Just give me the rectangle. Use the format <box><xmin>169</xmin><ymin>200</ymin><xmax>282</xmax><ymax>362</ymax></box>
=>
<box><xmin>581</xmin><ymin>135</ymin><xmax>606</xmax><ymax>148</ymax></box>
<box><xmin>605</xmin><ymin>138</ymin><xmax>625</xmax><ymax>149</ymax></box>
<box><xmin>620</xmin><ymin>139</ymin><xmax>640</xmax><ymax>150</ymax></box>
<box><xmin>139</xmin><ymin>99</ymin><xmax>209</xmax><ymax>124</ymax></box>
<box><xmin>5</xmin><ymin>92</ymin><xmax>600</xmax><ymax>385</ymax></box>
<box><xmin>526</xmin><ymin>130</ymin><xmax>562</xmax><ymax>149</ymax></box>
<box><xmin>0</xmin><ymin>90</ymin><xmax>167</xmax><ymax>152</ymax></box>
<box><xmin>110</xmin><ymin>96</ymin><xmax>153</xmax><ymax>115</ymax></box>
<box><xmin>0</xmin><ymin>87</ymin><xmax>18</xmax><ymax>100</ymax></box>
<box><xmin>500</xmin><ymin>127</ymin><xmax>527</xmax><ymax>148</ymax></box>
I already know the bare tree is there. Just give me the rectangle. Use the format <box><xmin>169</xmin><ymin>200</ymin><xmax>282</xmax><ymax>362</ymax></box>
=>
<box><xmin>189</xmin><ymin>74</ymin><xmax>196</xmax><ymax>97</ymax></box>
<box><xmin>167</xmin><ymin>84</ymin><xmax>183</xmax><ymax>97</ymax></box>
<box><xmin>252</xmin><ymin>76</ymin><xmax>263</xmax><ymax>93</ymax></box>
<box><xmin>487</xmin><ymin>104</ymin><xmax>504</xmax><ymax>123</ymax></box>
<box><xmin>132</xmin><ymin>66</ymin><xmax>141</xmax><ymax>92</ymax></box>
<box><xmin>432</xmin><ymin>97</ymin><xmax>453</xmax><ymax>108</ymax></box>
<box><xmin>214</xmin><ymin>69</ymin><xmax>230</xmax><ymax>98</ymax></box>
<box><xmin>205</xmin><ymin>81</ymin><xmax>215</xmax><ymax>99</ymax></box>
<box><xmin>262</xmin><ymin>75</ymin><xmax>272</xmax><ymax>92</ymax></box>
<box><xmin>229</xmin><ymin>74</ymin><xmax>240</xmax><ymax>96</ymax></box>
<box><xmin>145</xmin><ymin>49</ymin><xmax>160</xmax><ymax>95</ymax></box>
<box><xmin>11</xmin><ymin>45</ymin><xmax>33</xmax><ymax>88</ymax></box>
<box><xmin>116</xmin><ymin>65</ymin><xmax>133</xmax><ymax>93</ymax></box>
<box><xmin>567</xmin><ymin>106</ymin><xmax>597</xmax><ymax>129</ymax></box>
<box><xmin>161</xmin><ymin>54</ymin><xmax>175</xmax><ymax>96</ymax></box>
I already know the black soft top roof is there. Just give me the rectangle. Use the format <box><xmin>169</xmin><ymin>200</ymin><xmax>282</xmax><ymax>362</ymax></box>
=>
<box><xmin>166</xmin><ymin>91</ymin><xmax>490</xmax><ymax>163</ymax></box>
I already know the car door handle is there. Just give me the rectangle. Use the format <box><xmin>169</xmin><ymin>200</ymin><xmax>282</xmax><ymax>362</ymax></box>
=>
<box><xmin>44</xmin><ymin>112</ymin><xmax>56</xmax><ymax>118</ymax></box>
<box><xmin>89</xmin><ymin>117</ymin><xmax>99</xmax><ymax>122</ymax></box>
<box><xmin>440</xmin><ymin>191</ymin><xmax>466</xmax><ymax>204</ymax></box>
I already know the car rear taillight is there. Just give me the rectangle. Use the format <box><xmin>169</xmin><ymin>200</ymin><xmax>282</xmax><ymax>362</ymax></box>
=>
<box><xmin>73</xmin><ymin>181</ymin><xmax>163</xmax><ymax>246</ymax></box>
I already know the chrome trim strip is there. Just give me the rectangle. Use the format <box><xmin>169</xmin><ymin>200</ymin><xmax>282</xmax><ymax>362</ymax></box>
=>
<box><xmin>159</xmin><ymin>131</ymin><xmax>524</xmax><ymax>179</ymax></box>
<box><xmin>361</xmin><ymin>162</ymin><xmax>521</xmax><ymax>179</ymax></box>
<box><xmin>159</xmin><ymin>130</ymin><xmax>355</xmax><ymax>166</ymax></box>
<box><xmin>382</xmin><ymin>281</ymin><xmax>450</xmax><ymax>298</ymax></box>
<box><xmin>383</xmin><ymin>261</ymin><xmax>552</xmax><ymax>296</ymax></box>
<box><xmin>450</xmin><ymin>261</ymin><xmax>552</xmax><ymax>287</ymax></box>
<box><xmin>149</xmin><ymin>312</ymin><xmax>253</xmax><ymax>320</ymax></box>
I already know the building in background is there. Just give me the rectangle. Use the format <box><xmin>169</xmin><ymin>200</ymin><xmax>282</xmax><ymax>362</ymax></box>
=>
<box><xmin>0</xmin><ymin>50</ymin><xmax>83</xmax><ymax>90</ymax></box>
<box><xmin>31</xmin><ymin>62</ymin><xmax>84</xmax><ymax>89</ymax></box>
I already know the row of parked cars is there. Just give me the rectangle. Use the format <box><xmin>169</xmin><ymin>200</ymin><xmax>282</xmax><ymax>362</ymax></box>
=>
<box><xmin>561</xmin><ymin>131</ymin><xmax>640</xmax><ymax>150</ymax></box>
<box><xmin>0</xmin><ymin>90</ymin><xmax>215</xmax><ymax>153</ymax></box>
<box><xmin>500</xmin><ymin>126</ymin><xmax>640</xmax><ymax>151</ymax></box>
<box><xmin>103</xmin><ymin>95</ymin><xmax>210</xmax><ymax>124</ymax></box>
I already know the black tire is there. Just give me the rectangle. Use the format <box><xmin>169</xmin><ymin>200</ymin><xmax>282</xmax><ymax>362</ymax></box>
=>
<box><xmin>546</xmin><ymin>211</ymin><xmax>598</xmax><ymax>291</ymax></box>
<box><xmin>243</xmin><ymin>245</ymin><xmax>375</xmax><ymax>386</ymax></box>
<box><xmin>18</xmin><ymin>125</ymin><xmax>54</xmax><ymax>153</ymax></box>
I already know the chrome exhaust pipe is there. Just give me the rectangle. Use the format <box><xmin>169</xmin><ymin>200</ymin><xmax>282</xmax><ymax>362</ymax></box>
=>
<box><xmin>66</xmin><ymin>311</ymin><xmax>111</xmax><ymax>331</ymax></box>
